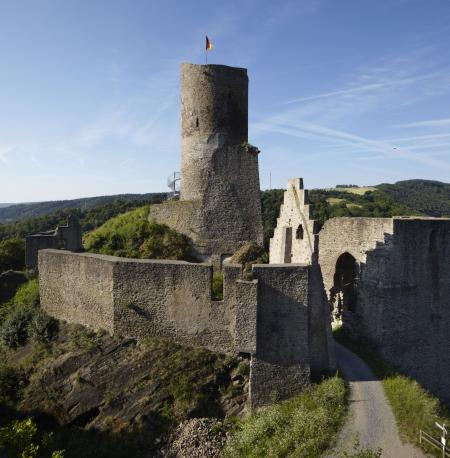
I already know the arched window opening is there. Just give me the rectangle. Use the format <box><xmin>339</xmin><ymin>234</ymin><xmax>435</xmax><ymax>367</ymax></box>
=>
<box><xmin>296</xmin><ymin>224</ymin><xmax>304</xmax><ymax>240</ymax></box>
<box><xmin>332</xmin><ymin>252</ymin><xmax>358</xmax><ymax>316</ymax></box>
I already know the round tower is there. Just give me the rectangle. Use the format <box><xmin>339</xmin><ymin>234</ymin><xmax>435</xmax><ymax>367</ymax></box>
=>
<box><xmin>180</xmin><ymin>63</ymin><xmax>249</xmax><ymax>201</ymax></box>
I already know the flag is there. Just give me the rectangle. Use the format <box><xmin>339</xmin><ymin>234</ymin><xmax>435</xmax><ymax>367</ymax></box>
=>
<box><xmin>206</xmin><ymin>35</ymin><xmax>213</xmax><ymax>51</ymax></box>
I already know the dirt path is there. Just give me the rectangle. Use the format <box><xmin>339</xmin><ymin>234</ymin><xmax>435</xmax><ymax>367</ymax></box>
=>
<box><xmin>330</xmin><ymin>342</ymin><xmax>426</xmax><ymax>457</ymax></box>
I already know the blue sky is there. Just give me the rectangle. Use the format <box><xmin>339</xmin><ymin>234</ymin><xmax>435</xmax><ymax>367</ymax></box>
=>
<box><xmin>1</xmin><ymin>0</ymin><xmax>450</xmax><ymax>202</ymax></box>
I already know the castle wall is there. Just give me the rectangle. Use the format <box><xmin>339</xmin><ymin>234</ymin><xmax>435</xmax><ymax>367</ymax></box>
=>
<box><xmin>318</xmin><ymin>217</ymin><xmax>394</xmax><ymax>296</ymax></box>
<box><xmin>319</xmin><ymin>217</ymin><xmax>450</xmax><ymax>405</ymax></box>
<box><xmin>38</xmin><ymin>250</ymin><xmax>255</xmax><ymax>354</ymax></box>
<box><xmin>39</xmin><ymin>250</ymin><xmax>115</xmax><ymax>334</ymax></box>
<box><xmin>249</xmin><ymin>264</ymin><xmax>312</xmax><ymax>409</ymax></box>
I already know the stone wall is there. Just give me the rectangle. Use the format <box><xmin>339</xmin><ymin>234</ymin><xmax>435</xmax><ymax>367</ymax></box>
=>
<box><xmin>249</xmin><ymin>264</ymin><xmax>335</xmax><ymax>408</ymax></box>
<box><xmin>269</xmin><ymin>178</ymin><xmax>319</xmax><ymax>264</ymax></box>
<box><xmin>26</xmin><ymin>215</ymin><xmax>83</xmax><ymax>270</ymax></box>
<box><xmin>39</xmin><ymin>250</ymin><xmax>115</xmax><ymax>334</ymax></box>
<box><xmin>39</xmin><ymin>249</ymin><xmax>336</xmax><ymax>408</ymax></box>
<box><xmin>39</xmin><ymin>250</ymin><xmax>256</xmax><ymax>354</ymax></box>
<box><xmin>319</xmin><ymin>216</ymin><xmax>450</xmax><ymax>405</ymax></box>
<box><xmin>318</xmin><ymin>217</ymin><xmax>394</xmax><ymax>296</ymax></box>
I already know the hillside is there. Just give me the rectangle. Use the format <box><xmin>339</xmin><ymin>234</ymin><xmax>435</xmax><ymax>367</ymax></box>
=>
<box><xmin>376</xmin><ymin>179</ymin><xmax>450</xmax><ymax>217</ymax></box>
<box><xmin>0</xmin><ymin>193</ymin><xmax>167</xmax><ymax>224</ymax></box>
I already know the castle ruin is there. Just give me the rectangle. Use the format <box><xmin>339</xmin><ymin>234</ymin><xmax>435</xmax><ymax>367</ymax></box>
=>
<box><xmin>36</xmin><ymin>62</ymin><xmax>450</xmax><ymax>409</ymax></box>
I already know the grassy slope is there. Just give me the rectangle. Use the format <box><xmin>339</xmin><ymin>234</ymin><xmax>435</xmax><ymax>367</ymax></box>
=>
<box><xmin>83</xmin><ymin>206</ymin><xmax>193</xmax><ymax>261</ymax></box>
<box><xmin>334</xmin><ymin>328</ymin><xmax>450</xmax><ymax>457</ymax></box>
<box><xmin>224</xmin><ymin>376</ymin><xmax>347</xmax><ymax>458</ymax></box>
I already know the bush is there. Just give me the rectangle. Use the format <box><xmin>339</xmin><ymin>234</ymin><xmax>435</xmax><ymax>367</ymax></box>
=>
<box><xmin>0</xmin><ymin>308</ymin><xmax>33</xmax><ymax>347</ymax></box>
<box><xmin>28</xmin><ymin>311</ymin><xmax>59</xmax><ymax>344</ymax></box>
<box><xmin>0</xmin><ymin>418</ymin><xmax>64</xmax><ymax>458</ymax></box>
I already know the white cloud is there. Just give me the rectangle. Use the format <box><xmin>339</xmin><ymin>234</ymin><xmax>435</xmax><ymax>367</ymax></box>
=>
<box><xmin>395</xmin><ymin>118</ymin><xmax>450</xmax><ymax>128</ymax></box>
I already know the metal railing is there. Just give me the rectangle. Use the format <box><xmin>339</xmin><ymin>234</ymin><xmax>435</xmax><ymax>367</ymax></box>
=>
<box><xmin>420</xmin><ymin>430</ymin><xmax>450</xmax><ymax>457</ymax></box>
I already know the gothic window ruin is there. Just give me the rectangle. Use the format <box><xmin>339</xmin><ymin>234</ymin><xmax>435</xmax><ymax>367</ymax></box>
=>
<box><xmin>296</xmin><ymin>224</ymin><xmax>304</xmax><ymax>240</ymax></box>
<box><xmin>284</xmin><ymin>227</ymin><xmax>292</xmax><ymax>263</ymax></box>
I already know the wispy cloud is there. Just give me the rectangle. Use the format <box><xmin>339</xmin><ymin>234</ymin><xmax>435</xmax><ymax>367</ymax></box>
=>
<box><xmin>395</xmin><ymin>118</ymin><xmax>450</xmax><ymax>128</ymax></box>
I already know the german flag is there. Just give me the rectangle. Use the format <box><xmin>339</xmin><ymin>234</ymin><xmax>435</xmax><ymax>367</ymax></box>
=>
<box><xmin>206</xmin><ymin>35</ymin><xmax>213</xmax><ymax>51</ymax></box>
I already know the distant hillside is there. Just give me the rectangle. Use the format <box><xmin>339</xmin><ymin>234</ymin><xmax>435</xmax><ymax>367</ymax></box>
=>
<box><xmin>0</xmin><ymin>193</ymin><xmax>167</xmax><ymax>223</ymax></box>
<box><xmin>376</xmin><ymin>179</ymin><xmax>450</xmax><ymax>217</ymax></box>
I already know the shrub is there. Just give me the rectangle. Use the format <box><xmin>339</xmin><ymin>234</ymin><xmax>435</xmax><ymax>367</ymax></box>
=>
<box><xmin>0</xmin><ymin>308</ymin><xmax>33</xmax><ymax>347</ymax></box>
<box><xmin>28</xmin><ymin>311</ymin><xmax>59</xmax><ymax>344</ymax></box>
<box><xmin>0</xmin><ymin>418</ymin><xmax>64</xmax><ymax>458</ymax></box>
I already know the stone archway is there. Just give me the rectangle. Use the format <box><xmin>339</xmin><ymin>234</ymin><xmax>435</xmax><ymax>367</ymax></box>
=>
<box><xmin>330</xmin><ymin>252</ymin><xmax>358</xmax><ymax>320</ymax></box>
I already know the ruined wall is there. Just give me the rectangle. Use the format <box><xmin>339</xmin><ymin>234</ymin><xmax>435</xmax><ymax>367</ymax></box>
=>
<box><xmin>269</xmin><ymin>178</ymin><xmax>318</xmax><ymax>264</ymax></box>
<box><xmin>38</xmin><ymin>250</ymin><xmax>256</xmax><ymax>354</ymax></box>
<box><xmin>319</xmin><ymin>217</ymin><xmax>450</xmax><ymax>405</ymax></box>
<box><xmin>249</xmin><ymin>264</ymin><xmax>311</xmax><ymax>408</ymax></box>
<box><xmin>39</xmin><ymin>250</ymin><xmax>115</xmax><ymax>334</ymax></box>
<box><xmin>26</xmin><ymin>215</ymin><xmax>83</xmax><ymax>270</ymax></box>
<box><xmin>319</xmin><ymin>217</ymin><xmax>394</xmax><ymax>296</ymax></box>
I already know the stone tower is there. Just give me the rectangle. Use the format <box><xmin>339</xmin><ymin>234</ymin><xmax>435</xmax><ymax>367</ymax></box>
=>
<box><xmin>179</xmin><ymin>63</ymin><xmax>263</xmax><ymax>261</ymax></box>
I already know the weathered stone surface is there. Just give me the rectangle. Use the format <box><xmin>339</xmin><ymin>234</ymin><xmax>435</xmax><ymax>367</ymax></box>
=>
<box><xmin>39</xmin><ymin>250</ymin><xmax>250</xmax><ymax>354</ymax></box>
<box><xmin>319</xmin><ymin>216</ymin><xmax>450</xmax><ymax>405</ymax></box>
<box><xmin>26</xmin><ymin>214</ymin><xmax>83</xmax><ymax>270</ymax></box>
<box><xmin>250</xmin><ymin>264</ymin><xmax>312</xmax><ymax>408</ymax></box>
<box><xmin>269</xmin><ymin>178</ymin><xmax>319</xmax><ymax>264</ymax></box>
<box><xmin>150</xmin><ymin>64</ymin><xmax>263</xmax><ymax>267</ymax></box>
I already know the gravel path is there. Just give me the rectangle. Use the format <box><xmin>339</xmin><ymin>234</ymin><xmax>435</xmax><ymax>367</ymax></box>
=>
<box><xmin>330</xmin><ymin>341</ymin><xmax>427</xmax><ymax>457</ymax></box>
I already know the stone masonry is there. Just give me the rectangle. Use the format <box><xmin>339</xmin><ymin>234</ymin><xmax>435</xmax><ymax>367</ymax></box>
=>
<box><xmin>319</xmin><ymin>216</ymin><xmax>450</xmax><ymax>405</ymax></box>
<box><xmin>148</xmin><ymin>64</ymin><xmax>263</xmax><ymax>267</ymax></box>
<box><xmin>25</xmin><ymin>214</ymin><xmax>82</xmax><ymax>270</ymax></box>
<box><xmin>38</xmin><ymin>249</ymin><xmax>336</xmax><ymax>408</ymax></box>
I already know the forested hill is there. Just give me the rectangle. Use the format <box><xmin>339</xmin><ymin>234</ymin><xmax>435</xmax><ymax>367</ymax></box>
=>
<box><xmin>377</xmin><ymin>179</ymin><xmax>450</xmax><ymax>217</ymax></box>
<box><xmin>0</xmin><ymin>192</ymin><xmax>167</xmax><ymax>223</ymax></box>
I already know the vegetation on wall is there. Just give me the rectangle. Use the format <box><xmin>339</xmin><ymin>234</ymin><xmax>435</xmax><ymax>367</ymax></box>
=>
<box><xmin>84</xmin><ymin>206</ymin><xmax>193</xmax><ymax>261</ymax></box>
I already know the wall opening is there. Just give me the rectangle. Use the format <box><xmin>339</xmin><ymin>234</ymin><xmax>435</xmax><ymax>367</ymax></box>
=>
<box><xmin>331</xmin><ymin>252</ymin><xmax>358</xmax><ymax>318</ymax></box>
<box><xmin>296</xmin><ymin>224</ymin><xmax>304</xmax><ymax>240</ymax></box>
<box><xmin>196</xmin><ymin>117</ymin><xmax>199</xmax><ymax>128</ymax></box>
<box><xmin>284</xmin><ymin>227</ymin><xmax>292</xmax><ymax>263</ymax></box>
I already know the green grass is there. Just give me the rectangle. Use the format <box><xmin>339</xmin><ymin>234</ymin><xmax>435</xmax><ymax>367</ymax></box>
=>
<box><xmin>327</xmin><ymin>197</ymin><xmax>345</xmax><ymax>205</ymax></box>
<box><xmin>337</xmin><ymin>187</ymin><xmax>377</xmax><ymax>195</ymax></box>
<box><xmin>334</xmin><ymin>327</ymin><xmax>450</xmax><ymax>456</ymax></box>
<box><xmin>83</xmin><ymin>206</ymin><xmax>193</xmax><ymax>261</ymax></box>
<box><xmin>223</xmin><ymin>376</ymin><xmax>346</xmax><ymax>458</ymax></box>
